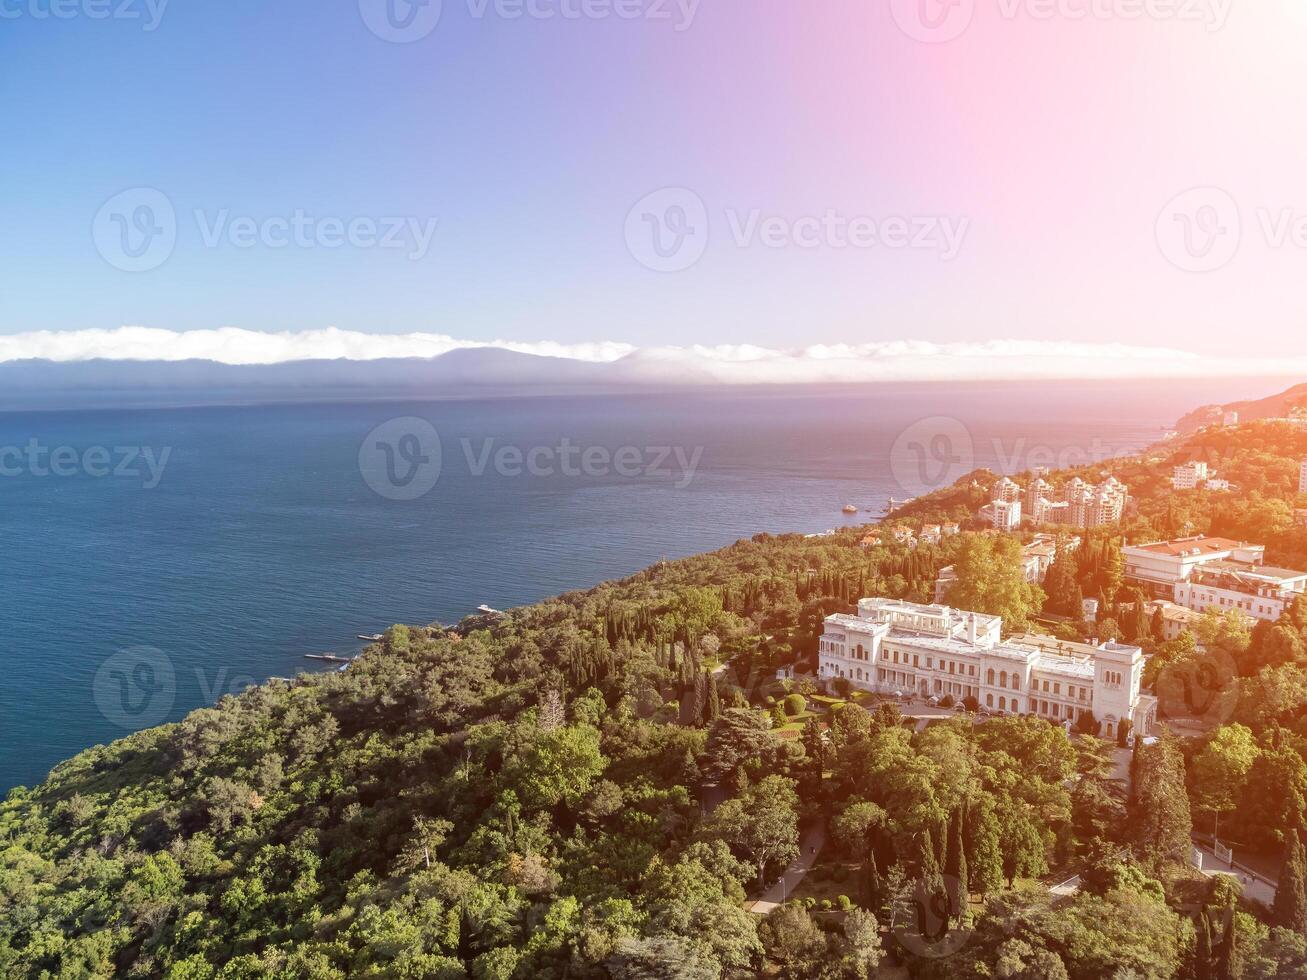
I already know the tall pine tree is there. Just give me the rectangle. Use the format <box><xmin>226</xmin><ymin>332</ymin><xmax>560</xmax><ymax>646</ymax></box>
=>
<box><xmin>1274</xmin><ymin>829</ymin><xmax>1307</xmax><ymax>936</ymax></box>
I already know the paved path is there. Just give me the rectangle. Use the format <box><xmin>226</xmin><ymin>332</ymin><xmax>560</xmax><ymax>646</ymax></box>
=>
<box><xmin>1048</xmin><ymin>874</ymin><xmax>1081</xmax><ymax>897</ymax></box>
<box><xmin>747</xmin><ymin>826</ymin><xmax>827</xmax><ymax>914</ymax></box>
<box><xmin>1192</xmin><ymin>839</ymin><xmax>1277</xmax><ymax>905</ymax></box>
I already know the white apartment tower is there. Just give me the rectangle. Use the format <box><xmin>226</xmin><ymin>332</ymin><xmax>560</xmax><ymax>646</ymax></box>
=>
<box><xmin>1173</xmin><ymin>461</ymin><xmax>1210</xmax><ymax>490</ymax></box>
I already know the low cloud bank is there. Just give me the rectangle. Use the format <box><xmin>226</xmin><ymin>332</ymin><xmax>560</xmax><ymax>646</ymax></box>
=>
<box><xmin>0</xmin><ymin>327</ymin><xmax>1295</xmax><ymax>384</ymax></box>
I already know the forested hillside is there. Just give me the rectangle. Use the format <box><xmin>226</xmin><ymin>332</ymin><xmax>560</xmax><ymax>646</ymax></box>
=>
<box><xmin>6</xmin><ymin>418</ymin><xmax>1307</xmax><ymax>978</ymax></box>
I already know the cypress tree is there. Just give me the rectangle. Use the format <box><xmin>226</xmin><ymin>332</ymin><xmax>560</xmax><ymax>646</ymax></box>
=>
<box><xmin>1214</xmin><ymin>907</ymin><xmax>1240</xmax><ymax>980</ymax></box>
<box><xmin>680</xmin><ymin>748</ymin><xmax>700</xmax><ymax>792</ymax></box>
<box><xmin>966</xmin><ymin>799</ymin><xmax>1004</xmax><ymax>895</ymax></box>
<box><xmin>1128</xmin><ymin>734</ymin><xmax>1144</xmax><ymax>807</ymax></box>
<box><xmin>945</xmin><ymin>805</ymin><xmax>969</xmax><ymax>919</ymax></box>
<box><xmin>1129</xmin><ymin>736</ymin><xmax>1193</xmax><ymax>871</ymax></box>
<box><xmin>919</xmin><ymin>828</ymin><xmax>939</xmax><ymax>880</ymax></box>
<box><xmin>1274</xmin><ymin>829</ymin><xmax>1307</xmax><ymax>936</ymax></box>
<box><xmin>864</xmin><ymin>849</ymin><xmax>882</xmax><ymax>918</ymax></box>
<box><xmin>944</xmin><ymin>809</ymin><xmax>962</xmax><ymax>878</ymax></box>
<box><xmin>1195</xmin><ymin>911</ymin><xmax>1212</xmax><ymax>980</ymax></box>
<box><xmin>801</xmin><ymin>716</ymin><xmax>824</xmax><ymax>777</ymax></box>
<box><xmin>1070</xmin><ymin>583</ymin><xmax>1086</xmax><ymax>624</ymax></box>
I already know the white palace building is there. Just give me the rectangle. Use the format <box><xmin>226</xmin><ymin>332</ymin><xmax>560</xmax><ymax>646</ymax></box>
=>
<box><xmin>819</xmin><ymin>598</ymin><xmax>1157</xmax><ymax>739</ymax></box>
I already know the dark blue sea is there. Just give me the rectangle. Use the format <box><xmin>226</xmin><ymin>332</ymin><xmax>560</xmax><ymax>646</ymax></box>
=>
<box><xmin>0</xmin><ymin>379</ymin><xmax>1280</xmax><ymax>790</ymax></box>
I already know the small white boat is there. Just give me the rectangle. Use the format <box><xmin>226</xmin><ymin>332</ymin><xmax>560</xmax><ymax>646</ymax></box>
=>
<box><xmin>842</xmin><ymin>504</ymin><xmax>858</xmax><ymax>514</ymax></box>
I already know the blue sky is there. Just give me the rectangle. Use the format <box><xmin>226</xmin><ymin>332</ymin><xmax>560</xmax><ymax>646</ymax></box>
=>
<box><xmin>2</xmin><ymin>1</ymin><xmax>1306</xmax><ymax>368</ymax></box>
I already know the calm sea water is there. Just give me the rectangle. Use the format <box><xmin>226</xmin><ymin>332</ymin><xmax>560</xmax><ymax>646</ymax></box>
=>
<box><xmin>0</xmin><ymin>379</ymin><xmax>1281</xmax><ymax>790</ymax></box>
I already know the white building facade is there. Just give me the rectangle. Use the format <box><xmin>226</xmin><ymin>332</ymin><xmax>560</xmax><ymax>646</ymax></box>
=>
<box><xmin>819</xmin><ymin>598</ymin><xmax>1156</xmax><ymax>739</ymax></box>
<box><xmin>992</xmin><ymin>498</ymin><xmax>1022</xmax><ymax>531</ymax></box>
<box><xmin>1172</xmin><ymin>461</ymin><xmax>1209</xmax><ymax>490</ymax></box>
<box><xmin>1124</xmin><ymin>536</ymin><xmax>1306</xmax><ymax>623</ymax></box>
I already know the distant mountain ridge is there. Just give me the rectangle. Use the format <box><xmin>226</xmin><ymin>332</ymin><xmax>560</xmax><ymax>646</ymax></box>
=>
<box><xmin>1175</xmin><ymin>381</ymin><xmax>1307</xmax><ymax>434</ymax></box>
<box><xmin>3</xmin><ymin>347</ymin><xmax>1306</xmax><ymax>412</ymax></box>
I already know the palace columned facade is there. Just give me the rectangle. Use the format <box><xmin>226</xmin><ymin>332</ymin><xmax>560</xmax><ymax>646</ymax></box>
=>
<box><xmin>818</xmin><ymin>598</ymin><xmax>1156</xmax><ymax>739</ymax></box>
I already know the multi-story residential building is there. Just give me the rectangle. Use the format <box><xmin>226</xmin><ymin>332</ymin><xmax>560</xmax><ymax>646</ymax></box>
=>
<box><xmin>993</xmin><ymin>477</ymin><xmax>1022</xmax><ymax>504</ymax></box>
<box><xmin>818</xmin><ymin>598</ymin><xmax>1157</xmax><ymax>739</ymax></box>
<box><xmin>1173</xmin><ymin>462</ymin><xmax>1233</xmax><ymax>492</ymax></box>
<box><xmin>1174</xmin><ymin>562</ymin><xmax>1307</xmax><ymax>622</ymax></box>
<box><xmin>1041</xmin><ymin>500</ymin><xmax>1070</xmax><ymax>524</ymax></box>
<box><xmin>1124</xmin><ymin>536</ymin><xmax>1266</xmax><ymax>596</ymax></box>
<box><xmin>1067</xmin><ymin>480</ymin><xmax>1127</xmax><ymax>528</ymax></box>
<box><xmin>992</xmin><ymin>498</ymin><xmax>1022</xmax><ymax>531</ymax></box>
<box><xmin>919</xmin><ymin>524</ymin><xmax>942</xmax><ymax>546</ymax></box>
<box><xmin>942</xmin><ymin>522</ymin><xmax>961</xmax><ymax>537</ymax></box>
<box><xmin>1026</xmin><ymin>478</ymin><xmax>1053</xmax><ymax>523</ymax></box>
<box><xmin>986</xmin><ymin>476</ymin><xmax>1127</xmax><ymax>531</ymax></box>
<box><xmin>1123</xmin><ymin>536</ymin><xmax>1306</xmax><ymax>622</ymax></box>
<box><xmin>1091</xmin><ymin>476</ymin><xmax>1128</xmax><ymax>526</ymax></box>
<box><xmin>1173</xmin><ymin>461</ymin><xmax>1210</xmax><ymax>490</ymax></box>
<box><xmin>1300</xmin><ymin>459</ymin><xmax>1307</xmax><ymax>495</ymax></box>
